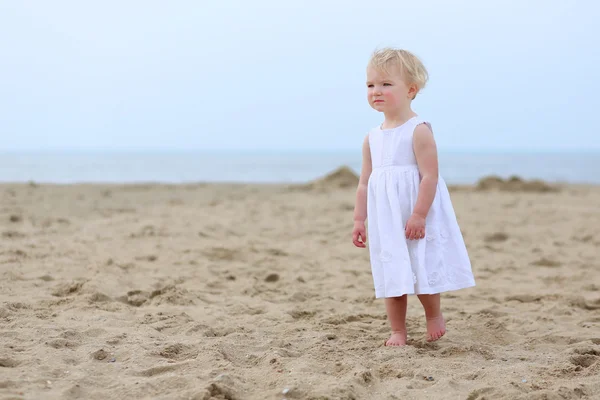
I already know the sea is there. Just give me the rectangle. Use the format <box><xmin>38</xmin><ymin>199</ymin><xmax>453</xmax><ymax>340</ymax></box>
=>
<box><xmin>0</xmin><ymin>151</ymin><xmax>598</xmax><ymax>185</ymax></box>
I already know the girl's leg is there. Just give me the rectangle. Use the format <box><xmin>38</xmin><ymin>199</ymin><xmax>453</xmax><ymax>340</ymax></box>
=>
<box><xmin>384</xmin><ymin>295</ymin><xmax>408</xmax><ymax>346</ymax></box>
<box><xmin>417</xmin><ymin>293</ymin><xmax>446</xmax><ymax>341</ymax></box>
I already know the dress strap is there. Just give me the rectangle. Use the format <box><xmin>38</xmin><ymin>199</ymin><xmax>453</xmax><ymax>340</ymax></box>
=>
<box><xmin>412</xmin><ymin>118</ymin><xmax>433</xmax><ymax>136</ymax></box>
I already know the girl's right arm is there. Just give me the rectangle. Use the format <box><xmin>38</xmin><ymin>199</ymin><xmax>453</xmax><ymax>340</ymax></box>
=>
<box><xmin>352</xmin><ymin>135</ymin><xmax>372</xmax><ymax>247</ymax></box>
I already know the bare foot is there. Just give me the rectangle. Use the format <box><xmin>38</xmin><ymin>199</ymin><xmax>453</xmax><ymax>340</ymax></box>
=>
<box><xmin>385</xmin><ymin>331</ymin><xmax>407</xmax><ymax>346</ymax></box>
<box><xmin>426</xmin><ymin>315</ymin><xmax>446</xmax><ymax>342</ymax></box>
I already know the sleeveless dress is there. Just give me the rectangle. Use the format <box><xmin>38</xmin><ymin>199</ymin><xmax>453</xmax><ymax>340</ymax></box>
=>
<box><xmin>367</xmin><ymin>116</ymin><xmax>476</xmax><ymax>298</ymax></box>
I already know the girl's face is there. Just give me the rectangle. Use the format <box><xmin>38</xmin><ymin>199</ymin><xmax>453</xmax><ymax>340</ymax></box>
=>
<box><xmin>366</xmin><ymin>65</ymin><xmax>415</xmax><ymax>113</ymax></box>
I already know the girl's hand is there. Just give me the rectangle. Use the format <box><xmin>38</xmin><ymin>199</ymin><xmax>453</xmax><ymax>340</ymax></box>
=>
<box><xmin>405</xmin><ymin>214</ymin><xmax>426</xmax><ymax>240</ymax></box>
<box><xmin>352</xmin><ymin>221</ymin><xmax>367</xmax><ymax>248</ymax></box>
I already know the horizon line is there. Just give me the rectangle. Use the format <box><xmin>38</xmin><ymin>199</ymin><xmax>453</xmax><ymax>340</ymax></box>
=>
<box><xmin>0</xmin><ymin>148</ymin><xmax>599</xmax><ymax>154</ymax></box>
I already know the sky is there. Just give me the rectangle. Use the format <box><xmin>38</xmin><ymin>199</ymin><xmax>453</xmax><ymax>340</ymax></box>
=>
<box><xmin>1</xmin><ymin>0</ymin><xmax>599</xmax><ymax>152</ymax></box>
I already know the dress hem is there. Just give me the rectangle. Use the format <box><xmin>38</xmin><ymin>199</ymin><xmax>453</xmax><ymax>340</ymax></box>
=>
<box><xmin>374</xmin><ymin>279</ymin><xmax>476</xmax><ymax>299</ymax></box>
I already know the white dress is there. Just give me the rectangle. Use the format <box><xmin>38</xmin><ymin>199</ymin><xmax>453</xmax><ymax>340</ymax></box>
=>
<box><xmin>367</xmin><ymin>116</ymin><xmax>476</xmax><ymax>298</ymax></box>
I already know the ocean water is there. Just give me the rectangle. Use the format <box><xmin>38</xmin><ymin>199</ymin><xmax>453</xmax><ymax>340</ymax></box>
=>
<box><xmin>0</xmin><ymin>151</ymin><xmax>598</xmax><ymax>185</ymax></box>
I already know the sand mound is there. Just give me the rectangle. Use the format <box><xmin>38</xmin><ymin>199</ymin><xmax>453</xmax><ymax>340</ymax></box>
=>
<box><xmin>293</xmin><ymin>166</ymin><xmax>359</xmax><ymax>191</ymax></box>
<box><xmin>476</xmin><ymin>175</ymin><xmax>559</xmax><ymax>192</ymax></box>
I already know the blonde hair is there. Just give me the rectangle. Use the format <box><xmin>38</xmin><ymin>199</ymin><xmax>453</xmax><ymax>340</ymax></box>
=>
<box><xmin>368</xmin><ymin>47</ymin><xmax>429</xmax><ymax>99</ymax></box>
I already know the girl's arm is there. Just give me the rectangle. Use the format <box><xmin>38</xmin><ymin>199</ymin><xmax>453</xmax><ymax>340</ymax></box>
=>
<box><xmin>353</xmin><ymin>134</ymin><xmax>372</xmax><ymax>224</ymax></box>
<box><xmin>412</xmin><ymin>123</ymin><xmax>439</xmax><ymax>218</ymax></box>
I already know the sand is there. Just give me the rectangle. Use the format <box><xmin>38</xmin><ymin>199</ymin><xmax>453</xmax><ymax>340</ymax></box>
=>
<box><xmin>1</xmin><ymin>171</ymin><xmax>599</xmax><ymax>400</ymax></box>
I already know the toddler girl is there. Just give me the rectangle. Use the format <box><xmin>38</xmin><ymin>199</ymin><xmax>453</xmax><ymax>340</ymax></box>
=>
<box><xmin>352</xmin><ymin>48</ymin><xmax>476</xmax><ymax>346</ymax></box>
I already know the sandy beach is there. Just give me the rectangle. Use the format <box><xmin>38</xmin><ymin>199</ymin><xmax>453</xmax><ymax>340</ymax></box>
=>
<box><xmin>1</xmin><ymin>169</ymin><xmax>599</xmax><ymax>400</ymax></box>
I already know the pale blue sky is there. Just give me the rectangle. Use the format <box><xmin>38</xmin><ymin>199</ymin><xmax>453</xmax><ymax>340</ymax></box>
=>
<box><xmin>1</xmin><ymin>0</ymin><xmax>599</xmax><ymax>151</ymax></box>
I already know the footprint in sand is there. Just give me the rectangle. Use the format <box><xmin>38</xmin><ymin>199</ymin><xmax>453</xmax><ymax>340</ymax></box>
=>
<box><xmin>0</xmin><ymin>358</ymin><xmax>20</xmax><ymax>368</ymax></box>
<box><xmin>265</xmin><ymin>273</ymin><xmax>279</xmax><ymax>282</ymax></box>
<box><xmin>200</xmin><ymin>381</ymin><xmax>237</xmax><ymax>400</ymax></box>
<box><xmin>505</xmin><ymin>294</ymin><xmax>543</xmax><ymax>303</ymax></box>
<box><xmin>466</xmin><ymin>387</ymin><xmax>499</xmax><ymax>400</ymax></box>
<box><xmin>265</xmin><ymin>248</ymin><xmax>288</xmax><ymax>257</ymax></box>
<box><xmin>569</xmin><ymin>354</ymin><xmax>598</xmax><ymax>368</ymax></box>
<box><xmin>530</xmin><ymin>258</ymin><xmax>561</xmax><ymax>267</ymax></box>
<box><xmin>51</xmin><ymin>281</ymin><xmax>85</xmax><ymax>297</ymax></box>
<box><xmin>569</xmin><ymin>296</ymin><xmax>600</xmax><ymax>311</ymax></box>
<box><xmin>203</xmin><ymin>246</ymin><xmax>243</xmax><ymax>262</ymax></box>
<box><xmin>288</xmin><ymin>310</ymin><xmax>316</xmax><ymax>320</ymax></box>
<box><xmin>484</xmin><ymin>232</ymin><xmax>509</xmax><ymax>243</ymax></box>
<box><xmin>135</xmin><ymin>255</ymin><xmax>158</xmax><ymax>262</ymax></box>
<box><xmin>0</xmin><ymin>307</ymin><xmax>11</xmax><ymax>318</ymax></box>
<box><xmin>573</xmin><ymin>347</ymin><xmax>600</xmax><ymax>356</ymax></box>
<box><xmin>106</xmin><ymin>333</ymin><xmax>127</xmax><ymax>345</ymax></box>
<box><xmin>46</xmin><ymin>338</ymin><xmax>80</xmax><ymax>349</ymax></box>
<box><xmin>140</xmin><ymin>312</ymin><xmax>195</xmax><ymax>335</ymax></box>
<box><xmin>88</xmin><ymin>292</ymin><xmax>112</xmax><ymax>303</ymax></box>
<box><xmin>136</xmin><ymin>364</ymin><xmax>183</xmax><ymax>377</ymax></box>
<box><xmin>200</xmin><ymin>326</ymin><xmax>235</xmax><ymax>338</ymax></box>
<box><xmin>2</xmin><ymin>231</ymin><xmax>26</xmax><ymax>238</ymax></box>
<box><xmin>91</xmin><ymin>349</ymin><xmax>110</xmax><ymax>361</ymax></box>
<box><xmin>154</xmin><ymin>343</ymin><xmax>199</xmax><ymax>361</ymax></box>
<box><xmin>149</xmin><ymin>285</ymin><xmax>197</xmax><ymax>306</ymax></box>
<box><xmin>118</xmin><ymin>290</ymin><xmax>149</xmax><ymax>307</ymax></box>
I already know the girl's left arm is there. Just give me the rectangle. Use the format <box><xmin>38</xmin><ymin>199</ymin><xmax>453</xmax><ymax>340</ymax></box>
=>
<box><xmin>412</xmin><ymin>123</ymin><xmax>439</xmax><ymax>218</ymax></box>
